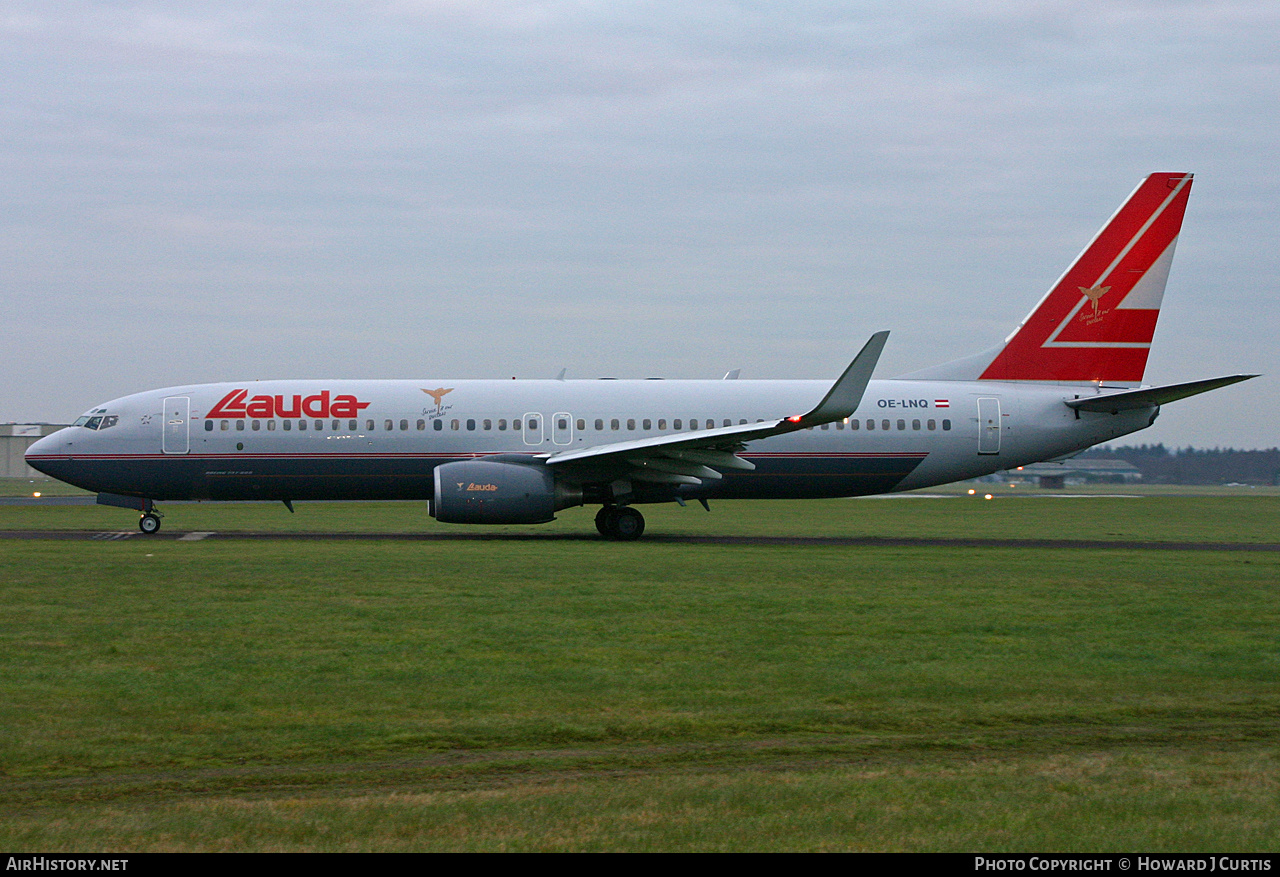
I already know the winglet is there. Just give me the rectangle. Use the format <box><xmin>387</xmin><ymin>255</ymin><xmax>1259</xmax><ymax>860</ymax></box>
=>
<box><xmin>794</xmin><ymin>331</ymin><xmax>889</xmax><ymax>426</ymax></box>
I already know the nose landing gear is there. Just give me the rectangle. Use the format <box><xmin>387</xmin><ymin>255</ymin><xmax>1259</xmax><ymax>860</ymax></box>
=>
<box><xmin>139</xmin><ymin>511</ymin><xmax>163</xmax><ymax>534</ymax></box>
<box><xmin>595</xmin><ymin>505</ymin><xmax>645</xmax><ymax>541</ymax></box>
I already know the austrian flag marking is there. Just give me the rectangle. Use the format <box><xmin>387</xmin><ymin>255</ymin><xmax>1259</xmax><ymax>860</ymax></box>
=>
<box><xmin>934</xmin><ymin>399</ymin><xmax>950</xmax><ymax>408</ymax></box>
<box><xmin>205</xmin><ymin>389</ymin><xmax>371</xmax><ymax>420</ymax></box>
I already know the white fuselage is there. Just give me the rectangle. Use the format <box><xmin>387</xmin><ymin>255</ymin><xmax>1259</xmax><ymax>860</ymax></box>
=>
<box><xmin>25</xmin><ymin>377</ymin><xmax>1156</xmax><ymax>504</ymax></box>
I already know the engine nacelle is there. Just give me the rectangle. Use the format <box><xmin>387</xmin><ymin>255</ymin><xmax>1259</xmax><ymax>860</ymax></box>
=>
<box><xmin>432</xmin><ymin>460</ymin><xmax>570</xmax><ymax>524</ymax></box>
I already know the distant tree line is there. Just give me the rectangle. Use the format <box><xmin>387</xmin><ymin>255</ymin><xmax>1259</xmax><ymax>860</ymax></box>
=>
<box><xmin>1080</xmin><ymin>444</ymin><xmax>1280</xmax><ymax>485</ymax></box>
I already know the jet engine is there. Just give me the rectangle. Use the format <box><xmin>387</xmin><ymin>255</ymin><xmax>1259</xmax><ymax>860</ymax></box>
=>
<box><xmin>431</xmin><ymin>460</ymin><xmax>579</xmax><ymax>524</ymax></box>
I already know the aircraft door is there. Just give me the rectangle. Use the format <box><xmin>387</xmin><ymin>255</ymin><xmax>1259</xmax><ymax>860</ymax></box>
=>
<box><xmin>977</xmin><ymin>397</ymin><xmax>1001</xmax><ymax>455</ymax></box>
<box><xmin>522</xmin><ymin>412</ymin><xmax>543</xmax><ymax>446</ymax></box>
<box><xmin>162</xmin><ymin>396</ymin><xmax>191</xmax><ymax>455</ymax></box>
<box><xmin>552</xmin><ymin>412</ymin><xmax>573</xmax><ymax>446</ymax></box>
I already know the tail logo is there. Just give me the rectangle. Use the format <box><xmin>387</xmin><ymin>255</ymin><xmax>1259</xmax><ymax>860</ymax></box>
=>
<box><xmin>1080</xmin><ymin>285</ymin><xmax>1111</xmax><ymax>321</ymax></box>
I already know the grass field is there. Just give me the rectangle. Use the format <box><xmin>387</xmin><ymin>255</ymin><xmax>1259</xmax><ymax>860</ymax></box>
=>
<box><xmin>1</xmin><ymin>493</ymin><xmax>1277</xmax><ymax>851</ymax></box>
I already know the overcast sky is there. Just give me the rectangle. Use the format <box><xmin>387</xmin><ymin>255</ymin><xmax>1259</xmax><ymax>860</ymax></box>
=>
<box><xmin>2</xmin><ymin>1</ymin><xmax>1276</xmax><ymax>448</ymax></box>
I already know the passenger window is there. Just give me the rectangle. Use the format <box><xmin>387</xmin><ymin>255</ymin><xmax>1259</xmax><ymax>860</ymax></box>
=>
<box><xmin>334</xmin><ymin>420</ymin><xmax>342</xmax><ymax>431</ymax></box>
<box><xmin>912</xmin><ymin>419</ymin><xmax>921</xmax><ymax>430</ymax></box>
<box><xmin>466</xmin><ymin>419</ymin><xmax>476</xmax><ymax>431</ymax></box>
<box><xmin>611</xmin><ymin>419</ymin><xmax>620</xmax><ymax>431</ymax></box>
<box><xmin>882</xmin><ymin>420</ymin><xmax>890</xmax><ymax>431</ymax></box>
<box><xmin>367</xmin><ymin>420</ymin><xmax>375</xmax><ymax>431</ymax></box>
<box><xmin>658</xmin><ymin>419</ymin><xmax>667</xmax><ymax>430</ymax></box>
<box><xmin>384</xmin><ymin>419</ymin><xmax>393</xmax><ymax>431</ymax></box>
<box><xmin>298</xmin><ymin>420</ymin><xmax>307</xmax><ymax>431</ymax></box>
<box><xmin>267</xmin><ymin>420</ymin><xmax>276</xmax><ymax>431</ymax></box>
<box><xmin>897</xmin><ymin>419</ymin><xmax>905</xmax><ymax>431</ymax></box>
<box><xmin>253</xmin><ymin>421</ymin><xmax>261</xmax><ymax>431</ymax></box>
<box><xmin>559</xmin><ymin>418</ymin><xmax>568</xmax><ymax>430</ymax></box>
<box><xmin>850</xmin><ymin>419</ymin><xmax>859</xmax><ymax>430</ymax></box>
<box><xmin>498</xmin><ymin>419</ymin><xmax>508</xmax><ymax>431</ymax></box>
<box><xmin>689</xmin><ymin>420</ymin><xmax>698</xmax><ymax>430</ymax></box>
<box><xmin>642</xmin><ymin>419</ymin><xmax>651</xmax><ymax>430</ymax></box>
<box><xmin>400</xmin><ymin>419</ymin><xmax>409</xmax><ymax>431</ymax></box>
<box><xmin>594</xmin><ymin>419</ymin><xmax>603</xmax><ymax>431</ymax></box>
<box><xmin>484</xmin><ymin>419</ymin><xmax>493</xmax><ymax>431</ymax></box>
<box><xmin>820</xmin><ymin>423</ymin><xmax>829</xmax><ymax>430</ymax></box>
<box><xmin>627</xmin><ymin>419</ymin><xmax>635</xmax><ymax>430</ymax></box>
<box><xmin>739</xmin><ymin>419</ymin><xmax>747</xmax><ymax>425</ymax></box>
<box><xmin>451</xmin><ymin>420</ymin><xmax>460</xmax><ymax>431</ymax></box>
<box><xmin>836</xmin><ymin>421</ymin><xmax>844</xmax><ymax>430</ymax></box>
<box><xmin>528</xmin><ymin>418</ymin><xmax>539</xmax><ymax>431</ymax></box>
<box><xmin>942</xmin><ymin>419</ymin><xmax>952</xmax><ymax>431</ymax></box>
<box><xmin>349</xmin><ymin>420</ymin><xmax>357</xmax><ymax>430</ymax></box>
<box><xmin>706</xmin><ymin>419</ymin><xmax>714</xmax><ymax>429</ymax></box>
<box><xmin>418</xmin><ymin>420</ymin><xmax>426</xmax><ymax>430</ymax></box>
<box><xmin>237</xmin><ymin>420</ymin><xmax>245</xmax><ymax>431</ymax></box>
<box><xmin>283</xmin><ymin>420</ymin><xmax>292</xmax><ymax>431</ymax></box>
<box><xmin>674</xmin><ymin>419</ymin><xmax>682</xmax><ymax>430</ymax></box>
<box><xmin>576</xmin><ymin>419</ymin><xmax>585</xmax><ymax>431</ymax></box>
<box><xmin>927</xmin><ymin>419</ymin><xmax>936</xmax><ymax>430</ymax></box>
<box><xmin>867</xmin><ymin>419</ymin><xmax>875</xmax><ymax>430</ymax></box>
<box><xmin>514</xmin><ymin>419</ymin><xmax>522</xmax><ymax>430</ymax></box>
<box><xmin>221</xmin><ymin>420</ymin><xmax>229</xmax><ymax>431</ymax></box>
<box><xmin>433</xmin><ymin>420</ymin><xmax>443</xmax><ymax>431</ymax></box>
<box><xmin>723</xmin><ymin>419</ymin><xmax>731</xmax><ymax>428</ymax></box>
<box><xmin>204</xmin><ymin>421</ymin><xmax>213</xmax><ymax>432</ymax></box>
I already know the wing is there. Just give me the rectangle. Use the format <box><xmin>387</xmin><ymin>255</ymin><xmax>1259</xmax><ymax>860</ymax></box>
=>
<box><xmin>544</xmin><ymin>331</ymin><xmax>889</xmax><ymax>487</ymax></box>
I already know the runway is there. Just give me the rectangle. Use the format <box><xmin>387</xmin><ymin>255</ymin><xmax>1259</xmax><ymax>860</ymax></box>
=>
<box><xmin>1</xmin><ymin>528</ymin><xmax>1277</xmax><ymax>551</ymax></box>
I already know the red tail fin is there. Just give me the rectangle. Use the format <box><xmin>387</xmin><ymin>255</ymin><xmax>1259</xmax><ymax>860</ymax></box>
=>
<box><xmin>980</xmin><ymin>173</ymin><xmax>1193</xmax><ymax>383</ymax></box>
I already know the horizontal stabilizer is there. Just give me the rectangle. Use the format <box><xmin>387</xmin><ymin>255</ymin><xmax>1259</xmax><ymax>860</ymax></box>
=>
<box><xmin>1065</xmin><ymin>374</ymin><xmax>1257</xmax><ymax>413</ymax></box>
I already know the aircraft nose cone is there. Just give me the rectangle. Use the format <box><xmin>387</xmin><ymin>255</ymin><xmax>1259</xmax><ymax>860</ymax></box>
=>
<box><xmin>24</xmin><ymin>430</ymin><xmax>71</xmax><ymax>476</ymax></box>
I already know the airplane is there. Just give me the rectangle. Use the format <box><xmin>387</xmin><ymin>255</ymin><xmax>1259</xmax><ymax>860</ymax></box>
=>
<box><xmin>25</xmin><ymin>172</ymin><xmax>1256</xmax><ymax>539</ymax></box>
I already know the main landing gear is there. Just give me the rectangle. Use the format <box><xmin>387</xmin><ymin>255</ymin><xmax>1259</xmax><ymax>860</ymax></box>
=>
<box><xmin>139</xmin><ymin>512</ymin><xmax>162</xmax><ymax>534</ymax></box>
<box><xmin>595</xmin><ymin>505</ymin><xmax>645</xmax><ymax>541</ymax></box>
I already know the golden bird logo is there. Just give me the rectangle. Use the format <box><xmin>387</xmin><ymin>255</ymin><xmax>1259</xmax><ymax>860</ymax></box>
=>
<box><xmin>1080</xmin><ymin>285</ymin><xmax>1111</xmax><ymax>316</ymax></box>
<box><xmin>421</xmin><ymin>387</ymin><xmax>454</xmax><ymax>408</ymax></box>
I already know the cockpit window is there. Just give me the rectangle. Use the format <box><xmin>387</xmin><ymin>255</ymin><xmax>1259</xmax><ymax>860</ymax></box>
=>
<box><xmin>76</xmin><ymin>413</ymin><xmax>119</xmax><ymax>430</ymax></box>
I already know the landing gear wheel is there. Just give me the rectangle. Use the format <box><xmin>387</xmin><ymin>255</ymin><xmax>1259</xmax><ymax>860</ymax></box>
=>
<box><xmin>612</xmin><ymin>507</ymin><xmax>644</xmax><ymax>540</ymax></box>
<box><xmin>594</xmin><ymin>506</ymin><xmax>641</xmax><ymax>541</ymax></box>
<box><xmin>595</xmin><ymin>506</ymin><xmax>614</xmax><ymax>537</ymax></box>
<box><xmin>139</xmin><ymin>513</ymin><xmax>161</xmax><ymax>535</ymax></box>
<box><xmin>595</xmin><ymin>506</ymin><xmax>645</xmax><ymax>540</ymax></box>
